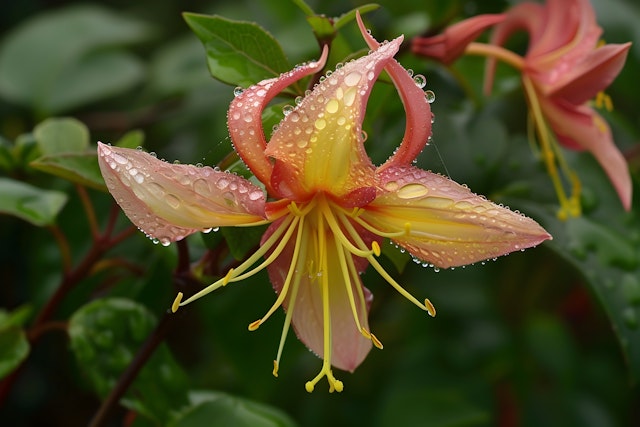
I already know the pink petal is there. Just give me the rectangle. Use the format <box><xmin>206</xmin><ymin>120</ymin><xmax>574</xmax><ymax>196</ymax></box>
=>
<box><xmin>357</xmin><ymin>13</ymin><xmax>433</xmax><ymax>169</ymax></box>
<box><xmin>546</xmin><ymin>43</ymin><xmax>631</xmax><ymax>104</ymax></box>
<box><xmin>262</xmin><ymin>219</ymin><xmax>372</xmax><ymax>372</ymax></box>
<box><xmin>539</xmin><ymin>98</ymin><xmax>632</xmax><ymax>210</ymax></box>
<box><xmin>97</xmin><ymin>142</ymin><xmax>266</xmax><ymax>244</ymax></box>
<box><xmin>265</xmin><ymin>37</ymin><xmax>404</xmax><ymax>201</ymax></box>
<box><xmin>228</xmin><ymin>47</ymin><xmax>328</xmax><ymax>195</ymax></box>
<box><xmin>361</xmin><ymin>166</ymin><xmax>552</xmax><ymax>268</ymax></box>
<box><xmin>411</xmin><ymin>14</ymin><xmax>505</xmax><ymax>65</ymax></box>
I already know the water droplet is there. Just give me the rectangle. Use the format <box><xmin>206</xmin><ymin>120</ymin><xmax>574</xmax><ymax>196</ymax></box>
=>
<box><xmin>112</xmin><ymin>152</ymin><xmax>129</xmax><ymax>165</ymax></box>
<box><xmin>384</xmin><ymin>181</ymin><xmax>399</xmax><ymax>191</ymax></box>
<box><xmin>283</xmin><ymin>105</ymin><xmax>294</xmax><ymax>115</ymax></box>
<box><xmin>314</xmin><ymin>119</ymin><xmax>326</xmax><ymax>130</ymax></box>
<box><xmin>202</xmin><ymin>228</ymin><xmax>213</xmax><ymax>233</ymax></box>
<box><xmin>343</xmin><ymin>87</ymin><xmax>357</xmax><ymax>107</ymax></box>
<box><xmin>325</xmin><ymin>99</ymin><xmax>339</xmax><ymax>114</ymax></box>
<box><xmin>165</xmin><ymin>194</ymin><xmax>181</xmax><ymax>209</ymax></box>
<box><xmin>160</xmin><ymin>237</ymin><xmax>171</xmax><ymax>247</ymax></box>
<box><xmin>425</xmin><ymin>90</ymin><xmax>436</xmax><ymax>103</ymax></box>
<box><xmin>413</xmin><ymin>74</ymin><xmax>426</xmax><ymax>89</ymax></box>
<box><xmin>193</xmin><ymin>179</ymin><xmax>210</xmax><ymax>196</ymax></box>
<box><xmin>233</xmin><ymin>87</ymin><xmax>244</xmax><ymax>97</ymax></box>
<box><xmin>406</xmin><ymin>69</ymin><xmax>414</xmax><ymax>77</ymax></box>
<box><xmin>249</xmin><ymin>190</ymin><xmax>263</xmax><ymax>200</ymax></box>
<box><xmin>397</xmin><ymin>183</ymin><xmax>429</xmax><ymax>199</ymax></box>
<box><xmin>344</xmin><ymin>72</ymin><xmax>361</xmax><ymax>87</ymax></box>
<box><xmin>361</xmin><ymin>130</ymin><xmax>368</xmax><ymax>142</ymax></box>
<box><xmin>133</xmin><ymin>174</ymin><xmax>144</xmax><ymax>184</ymax></box>
<box><xmin>295</xmin><ymin>96</ymin><xmax>303</xmax><ymax>105</ymax></box>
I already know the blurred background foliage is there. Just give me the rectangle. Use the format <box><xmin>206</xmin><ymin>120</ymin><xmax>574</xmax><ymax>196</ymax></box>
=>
<box><xmin>0</xmin><ymin>0</ymin><xmax>639</xmax><ymax>426</ymax></box>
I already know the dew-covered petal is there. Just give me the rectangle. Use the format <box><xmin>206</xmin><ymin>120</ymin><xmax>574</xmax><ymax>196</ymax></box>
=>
<box><xmin>361</xmin><ymin>166</ymin><xmax>552</xmax><ymax>268</ymax></box>
<box><xmin>265</xmin><ymin>36</ymin><xmax>403</xmax><ymax>201</ymax></box>
<box><xmin>539</xmin><ymin>98</ymin><xmax>632</xmax><ymax>210</ymax></box>
<box><xmin>263</xmin><ymin>219</ymin><xmax>373</xmax><ymax>372</ymax></box>
<box><xmin>228</xmin><ymin>47</ymin><xmax>328</xmax><ymax>194</ymax></box>
<box><xmin>356</xmin><ymin>13</ymin><xmax>433</xmax><ymax>169</ymax></box>
<box><xmin>97</xmin><ymin>142</ymin><xmax>266</xmax><ymax>243</ymax></box>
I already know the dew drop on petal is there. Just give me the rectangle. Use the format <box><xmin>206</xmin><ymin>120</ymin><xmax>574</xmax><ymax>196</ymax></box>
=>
<box><xmin>283</xmin><ymin>105</ymin><xmax>294</xmax><ymax>116</ymax></box>
<box><xmin>344</xmin><ymin>72</ymin><xmax>361</xmax><ymax>87</ymax></box>
<box><xmin>325</xmin><ymin>99</ymin><xmax>339</xmax><ymax>114</ymax></box>
<box><xmin>233</xmin><ymin>87</ymin><xmax>244</xmax><ymax>97</ymax></box>
<box><xmin>314</xmin><ymin>119</ymin><xmax>327</xmax><ymax>130</ymax></box>
<box><xmin>397</xmin><ymin>183</ymin><xmax>429</xmax><ymax>199</ymax></box>
<box><xmin>413</xmin><ymin>74</ymin><xmax>426</xmax><ymax>89</ymax></box>
<box><xmin>425</xmin><ymin>90</ymin><xmax>436</xmax><ymax>103</ymax></box>
<box><xmin>165</xmin><ymin>194</ymin><xmax>181</xmax><ymax>208</ymax></box>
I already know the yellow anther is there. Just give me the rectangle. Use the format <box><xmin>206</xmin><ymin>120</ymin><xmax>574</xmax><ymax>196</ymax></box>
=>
<box><xmin>371</xmin><ymin>241</ymin><xmax>381</xmax><ymax>257</ymax></box>
<box><xmin>171</xmin><ymin>292</ymin><xmax>183</xmax><ymax>313</ymax></box>
<box><xmin>425</xmin><ymin>298</ymin><xmax>436</xmax><ymax>317</ymax></box>
<box><xmin>272</xmin><ymin>360</ymin><xmax>279</xmax><ymax>377</ymax></box>
<box><xmin>305</xmin><ymin>382</ymin><xmax>315</xmax><ymax>392</ymax></box>
<box><xmin>248</xmin><ymin>319</ymin><xmax>262</xmax><ymax>331</ymax></box>
<box><xmin>222</xmin><ymin>268</ymin><xmax>234</xmax><ymax>286</ymax></box>
<box><xmin>370</xmin><ymin>332</ymin><xmax>384</xmax><ymax>349</ymax></box>
<box><xmin>404</xmin><ymin>222</ymin><xmax>411</xmax><ymax>235</ymax></box>
<box><xmin>332</xmin><ymin>379</ymin><xmax>344</xmax><ymax>393</ymax></box>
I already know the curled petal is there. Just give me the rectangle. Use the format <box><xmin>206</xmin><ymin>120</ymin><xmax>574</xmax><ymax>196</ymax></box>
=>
<box><xmin>97</xmin><ymin>143</ymin><xmax>266</xmax><ymax>243</ymax></box>
<box><xmin>411</xmin><ymin>14</ymin><xmax>505</xmax><ymax>65</ymax></box>
<box><xmin>228</xmin><ymin>46</ymin><xmax>328</xmax><ymax>194</ymax></box>
<box><xmin>265</xmin><ymin>37</ymin><xmax>403</xmax><ymax>200</ymax></box>
<box><xmin>540</xmin><ymin>98</ymin><xmax>632</xmax><ymax>210</ymax></box>
<box><xmin>547</xmin><ymin>43</ymin><xmax>631</xmax><ymax>104</ymax></box>
<box><xmin>357</xmin><ymin>12</ymin><xmax>433</xmax><ymax>168</ymax></box>
<box><xmin>263</xmin><ymin>220</ymin><xmax>372</xmax><ymax>372</ymax></box>
<box><xmin>361</xmin><ymin>166</ymin><xmax>551</xmax><ymax>268</ymax></box>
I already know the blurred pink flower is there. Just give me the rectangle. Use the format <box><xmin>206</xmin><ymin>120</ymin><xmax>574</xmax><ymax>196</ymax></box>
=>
<box><xmin>412</xmin><ymin>0</ymin><xmax>632</xmax><ymax>215</ymax></box>
<box><xmin>98</xmin><ymin>14</ymin><xmax>550</xmax><ymax>392</ymax></box>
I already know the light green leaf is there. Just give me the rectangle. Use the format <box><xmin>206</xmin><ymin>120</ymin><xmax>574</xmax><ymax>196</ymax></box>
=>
<box><xmin>183</xmin><ymin>13</ymin><xmax>291</xmax><ymax>87</ymax></box>
<box><xmin>0</xmin><ymin>5</ymin><xmax>152</xmax><ymax>114</ymax></box>
<box><xmin>30</xmin><ymin>152</ymin><xmax>106</xmax><ymax>191</ymax></box>
<box><xmin>33</xmin><ymin>117</ymin><xmax>89</xmax><ymax>156</ymax></box>
<box><xmin>171</xmin><ymin>390</ymin><xmax>297</xmax><ymax>427</ymax></box>
<box><xmin>68</xmin><ymin>298</ymin><xmax>189</xmax><ymax>423</ymax></box>
<box><xmin>0</xmin><ymin>327</ymin><xmax>30</xmax><ymax>380</ymax></box>
<box><xmin>0</xmin><ymin>178</ymin><xmax>67</xmax><ymax>226</ymax></box>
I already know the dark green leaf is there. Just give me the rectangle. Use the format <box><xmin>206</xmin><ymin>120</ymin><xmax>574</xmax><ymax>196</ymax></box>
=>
<box><xmin>30</xmin><ymin>152</ymin><xmax>106</xmax><ymax>191</ymax></box>
<box><xmin>68</xmin><ymin>298</ymin><xmax>189</xmax><ymax>423</ymax></box>
<box><xmin>0</xmin><ymin>5</ymin><xmax>152</xmax><ymax>114</ymax></box>
<box><xmin>183</xmin><ymin>13</ymin><xmax>291</xmax><ymax>87</ymax></box>
<box><xmin>13</xmin><ymin>133</ymin><xmax>41</xmax><ymax>168</ymax></box>
<box><xmin>0</xmin><ymin>327</ymin><xmax>29</xmax><ymax>380</ymax></box>
<box><xmin>33</xmin><ymin>117</ymin><xmax>89</xmax><ymax>156</ymax></box>
<box><xmin>0</xmin><ymin>306</ymin><xmax>33</xmax><ymax>329</ymax></box>
<box><xmin>381</xmin><ymin>240</ymin><xmax>412</xmax><ymax>274</ymax></box>
<box><xmin>0</xmin><ymin>136</ymin><xmax>14</xmax><ymax>171</ymax></box>
<box><xmin>171</xmin><ymin>390</ymin><xmax>296</xmax><ymax>427</ymax></box>
<box><xmin>0</xmin><ymin>178</ymin><xmax>67</xmax><ymax>226</ymax></box>
<box><xmin>221</xmin><ymin>225</ymin><xmax>267</xmax><ymax>261</ymax></box>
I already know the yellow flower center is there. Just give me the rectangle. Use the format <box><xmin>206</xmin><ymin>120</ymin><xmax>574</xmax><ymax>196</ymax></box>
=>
<box><xmin>172</xmin><ymin>193</ymin><xmax>435</xmax><ymax>392</ymax></box>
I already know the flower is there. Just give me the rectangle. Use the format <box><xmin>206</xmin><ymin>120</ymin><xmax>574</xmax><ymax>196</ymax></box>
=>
<box><xmin>98</xmin><ymin>13</ymin><xmax>551</xmax><ymax>392</ymax></box>
<box><xmin>412</xmin><ymin>0</ymin><xmax>632</xmax><ymax>217</ymax></box>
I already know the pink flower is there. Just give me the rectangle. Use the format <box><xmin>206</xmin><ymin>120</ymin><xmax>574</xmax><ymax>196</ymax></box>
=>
<box><xmin>412</xmin><ymin>0</ymin><xmax>632</xmax><ymax>215</ymax></box>
<box><xmin>98</xmin><ymin>13</ymin><xmax>550</xmax><ymax>392</ymax></box>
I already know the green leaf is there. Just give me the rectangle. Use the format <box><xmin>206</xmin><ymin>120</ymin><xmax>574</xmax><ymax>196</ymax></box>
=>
<box><xmin>30</xmin><ymin>152</ymin><xmax>106</xmax><ymax>191</ymax></box>
<box><xmin>306</xmin><ymin>15</ymin><xmax>335</xmax><ymax>42</ymax></box>
<box><xmin>0</xmin><ymin>5</ymin><xmax>151</xmax><ymax>114</ymax></box>
<box><xmin>334</xmin><ymin>4</ymin><xmax>381</xmax><ymax>30</ymax></box>
<box><xmin>183</xmin><ymin>13</ymin><xmax>291</xmax><ymax>87</ymax></box>
<box><xmin>0</xmin><ymin>306</ymin><xmax>33</xmax><ymax>329</ymax></box>
<box><xmin>0</xmin><ymin>136</ymin><xmax>14</xmax><ymax>172</ymax></box>
<box><xmin>116</xmin><ymin>130</ymin><xmax>145</xmax><ymax>149</ymax></box>
<box><xmin>33</xmin><ymin>117</ymin><xmax>89</xmax><ymax>156</ymax></box>
<box><xmin>0</xmin><ymin>327</ymin><xmax>29</xmax><ymax>380</ymax></box>
<box><xmin>68</xmin><ymin>298</ymin><xmax>189</xmax><ymax>423</ymax></box>
<box><xmin>381</xmin><ymin>240</ymin><xmax>412</xmax><ymax>274</ymax></box>
<box><xmin>221</xmin><ymin>225</ymin><xmax>267</xmax><ymax>261</ymax></box>
<box><xmin>0</xmin><ymin>178</ymin><xmax>67</xmax><ymax>226</ymax></box>
<box><xmin>170</xmin><ymin>390</ymin><xmax>297</xmax><ymax>427</ymax></box>
<box><xmin>13</xmin><ymin>133</ymin><xmax>41</xmax><ymax>168</ymax></box>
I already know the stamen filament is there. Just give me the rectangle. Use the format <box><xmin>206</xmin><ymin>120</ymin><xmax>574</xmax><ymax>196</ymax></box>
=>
<box><xmin>339</xmin><ymin>205</ymin><xmax>408</xmax><ymax>238</ymax></box>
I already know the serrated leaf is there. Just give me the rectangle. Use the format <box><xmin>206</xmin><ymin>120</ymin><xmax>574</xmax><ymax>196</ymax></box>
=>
<box><xmin>221</xmin><ymin>225</ymin><xmax>267</xmax><ymax>261</ymax></box>
<box><xmin>68</xmin><ymin>298</ymin><xmax>189</xmax><ymax>423</ymax></box>
<box><xmin>33</xmin><ymin>117</ymin><xmax>89</xmax><ymax>156</ymax></box>
<box><xmin>0</xmin><ymin>178</ymin><xmax>67</xmax><ymax>226</ymax></box>
<box><xmin>0</xmin><ymin>5</ymin><xmax>152</xmax><ymax>114</ymax></box>
<box><xmin>170</xmin><ymin>390</ymin><xmax>296</xmax><ymax>427</ymax></box>
<box><xmin>0</xmin><ymin>327</ymin><xmax>30</xmax><ymax>380</ymax></box>
<box><xmin>183</xmin><ymin>13</ymin><xmax>291</xmax><ymax>87</ymax></box>
<box><xmin>30</xmin><ymin>152</ymin><xmax>106</xmax><ymax>191</ymax></box>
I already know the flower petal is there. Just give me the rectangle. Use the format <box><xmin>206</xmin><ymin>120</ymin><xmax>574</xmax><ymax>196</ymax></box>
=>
<box><xmin>357</xmin><ymin>13</ymin><xmax>433</xmax><ymax>169</ymax></box>
<box><xmin>97</xmin><ymin>143</ymin><xmax>266</xmax><ymax>243</ymax></box>
<box><xmin>263</xmin><ymin>219</ymin><xmax>372</xmax><ymax>372</ymax></box>
<box><xmin>547</xmin><ymin>43</ymin><xmax>631</xmax><ymax>104</ymax></box>
<box><xmin>540</xmin><ymin>98</ymin><xmax>632</xmax><ymax>210</ymax></box>
<box><xmin>228</xmin><ymin>47</ymin><xmax>328</xmax><ymax>194</ymax></box>
<box><xmin>265</xmin><ymin>38</ymin><xmax>404</xmax><ymax>200</ymax></box>
<box><xmin>411</xmin><ymin>14</ymin><xmax>505</xmax><ymax>65</ymax></box>
<box><xmin>361</xmin><ymin>166</ymin><xmax>551</xmax><ymax>268</ymax></box>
